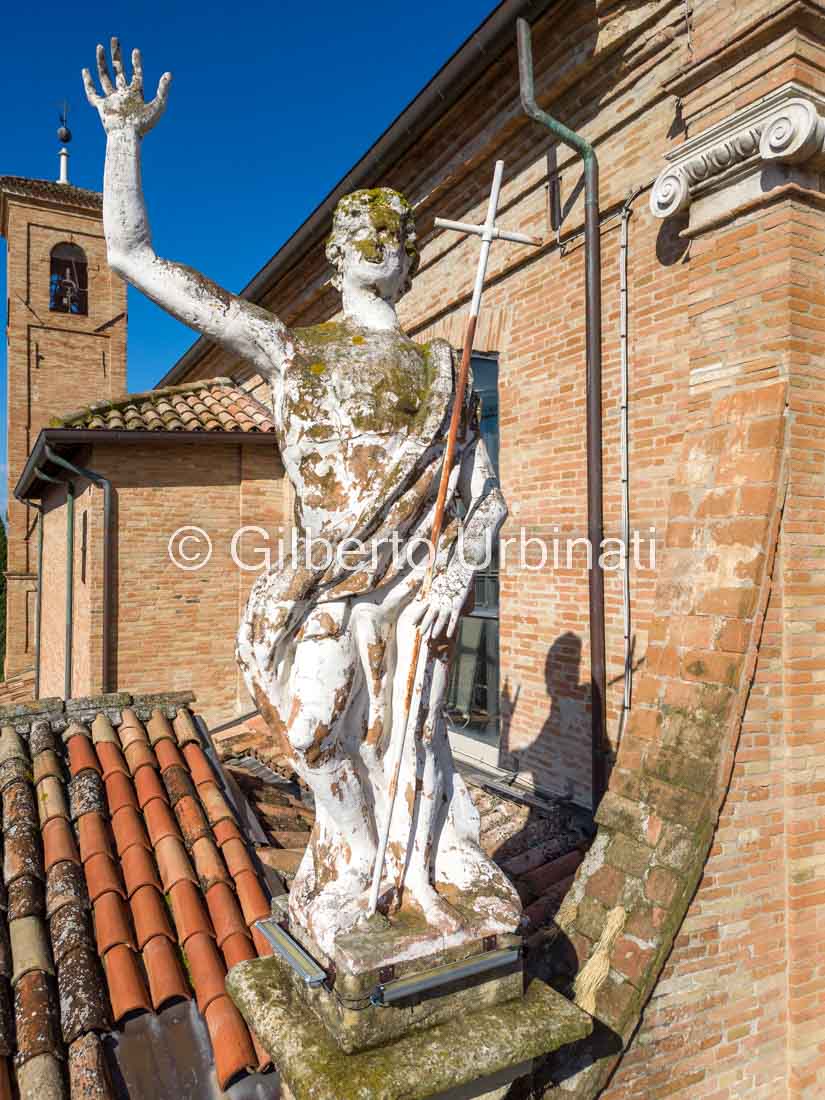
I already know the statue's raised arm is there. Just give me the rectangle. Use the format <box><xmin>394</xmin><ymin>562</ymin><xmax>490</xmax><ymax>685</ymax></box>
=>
<box><xmin>83</xmin><ymin>39</ymin><xmax>291</xmax><ymax>375</ymax></box>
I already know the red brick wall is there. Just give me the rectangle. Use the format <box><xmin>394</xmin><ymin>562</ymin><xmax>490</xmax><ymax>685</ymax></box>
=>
<box><xmin>1</xmin><ymin>191</ymin><xmax>126</xmax><ymax>677</ymax></box>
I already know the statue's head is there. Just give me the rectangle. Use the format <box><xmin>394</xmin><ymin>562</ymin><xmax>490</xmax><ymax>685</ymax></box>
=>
<box><xmin>326</xmin><ymin>188</ymin><xmax>419</xmax><ymax>303</ymax></box>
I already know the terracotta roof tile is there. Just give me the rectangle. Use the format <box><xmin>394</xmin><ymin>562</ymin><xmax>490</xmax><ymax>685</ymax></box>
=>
<box><xmin>13</xmin><ymin>970</ymin><xmax>61</xmax><ymax>1064</ymax></box>
<box><xmin>94</xmin><ymin>742</ymin><xmax>128</xmax><ymax>781</ymax></box>
<box><xmin>204</xmin><ymin>995</ymin><xmax>257</xmax><ymax>1090</ymax></box>
<box><xmin>50</xmin><ymin>903</ymin><xmax>92</xmax><ymax>966</ymax></box>
<box><xmin>181</xmin><ymin>742</ymin><xmax>214</xmax><ymax>787</ymax></box>
<box><xmin>7</xmin><ymin>877</ymin><xmax>44</xmax><ymax>922</ymax></box>
<box><xmin>130</xmin><ymin>885</ymin><xmax>174</xmax><ymax>950</ymax></box>
<box><xmin>45</xmin><ymin>860</ymin><xmax>88</xmax><ymax>919</ymax></box>
<box><xmin>213</xmin><ymin>817</ymin><xmax>243</xmax><ymax>846</ymax></box>
<box><xmin>143</xmin><ymin>799</ymin><xmax>179</xmax><ymax>847</ymax></box>
<box><xmin>77</xmin><ymin>814</ymin><xmax>111</xmax><ymax>864</ymax></box>
<box><xmin>67</xmin><ymin>1031</ymin><xmax>113</xmax><ymax>1100</ymax></box>
<box><xmin>58</xmin><ymin>946</ymin><xmax>110</xmax><ymax>1042</ymax></box>
<box><xmin>33</xmin><ymin>751</ymin><xmax>63</xmax><ymax>786</ymax></box>
<box><xmin>120</xmin><ymin>845</ymin><xmax>161</xmax><ymax>898</ymax></box>
<box><xmin>168</xmin><ymin>881</ymin><xmax>213</xmax><ymax>945</ymax></box>
<box><xmin>175</xmin><ymin>795</ymin><xmax>211</xmax><ymax>849</ymax></box>
<box><xmin>0</xmin><ymin>694</ymin><xmax>275</xmax><ymax>1093</ymax></box>
<box><xmin>133</xmin><ymin>766</ymin><xmax>166</xmax><ymax>811</ymax></box>
<box><xmin>110</xmin><ymin>806</ymin><xmax>149</xmax><ymax>859</ymax></box>
<box><xmin>142</xmin><ymin>935</ymin><xmax>190</xmax><ymax>1011</ymax></box>
<box><xmin>103</xmin><ymin>945</ymin><xmax>151</xmax><ymax>1023</ymax></box>
<box><xmin>36</xmin><ymin>776</ymin><xmax>69</xmax><ymax>827</ymax></box>
<box><xmin>83</xmin><ymin>854</ymin><xmax>124</xmax><ymax>905</ymax></box>
<box><xmin>66</xmin><ymin>734</ymin><xmax>101</xmax><ymax>779</ymax></box>
<box><xmin>93</xmin><ymin>893</ymin><xmax>134</xmax><ymax>957</ymax></box>
<box><xmin>222</xmin><ymin>930</ymin><xmax>256</xmax><ymax>970</ymax></box>
<box><xmin>155</xmin><ymin>741</ymin><xmax>186</xmax><ymax>774</ymax></box>
<box><xmin>204</xmin><ymin>882</ymin><xmax>247</xmax><ymax>949</ymax></box>
<box><xmin>234</xmin><ymin>870</ymin><xmax>271</xmax><ymax>927</ymax></box>
<box><xmin>191</xmin><ymin>837</ymin><xmax>230</xmax><ymax>893</ymax></box>
<box><xmin>103</xmin><ymin>772</ymin><xmax>138</xmax><ymax>817</ymax></box>
<box><xmin>42</xmin><ymin>818</ymin><xmax>79</xmax><ymax>873</ymax></box>
<box><xmin>0</xmin><ymin>175</ymin><xmax>101</xmax><ymax>210</ymax></box>
<box><xmin>182</xmin><ymin>932</ymin><xmax>226</xmax><ymax>1014</ymax></box>
<box><xmin>155</xmin><ymin>837</ymin><xmax>197</xmax><ymax>893</ymax></box>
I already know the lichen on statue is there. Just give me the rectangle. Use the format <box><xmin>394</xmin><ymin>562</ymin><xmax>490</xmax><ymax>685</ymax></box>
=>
<box><xmin>84</xmin><ymin>37</ymin><xmax>522</xmax><ymax>962</ymax></box>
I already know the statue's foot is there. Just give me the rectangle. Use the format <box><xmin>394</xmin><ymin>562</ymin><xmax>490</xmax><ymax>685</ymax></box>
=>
<box><xmin>302</xmin><ymin>876</ymin><xmax>372</xmax><ymax>955</ymax></box>
<box><xmin>401</xmin><ymin>882</ymin><xmax>465</xmax><ymax>936</ymax></box>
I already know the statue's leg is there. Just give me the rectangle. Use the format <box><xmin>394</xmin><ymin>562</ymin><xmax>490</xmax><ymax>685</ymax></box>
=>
<box><xmin>284</xmin><ymin>621</ymin><xmax>378</xmax><ymax>953</ymax></box>
<box><xmin>386</xmin><ymin>601</ymin><xmax>463</xmax><ymax>932</ymax></box>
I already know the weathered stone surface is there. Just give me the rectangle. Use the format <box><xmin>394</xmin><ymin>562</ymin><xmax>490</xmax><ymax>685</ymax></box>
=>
<box><xmin>228</xmin><ymin>954</ymin><xmax>591</xmax><ymax>1100</ymax></box>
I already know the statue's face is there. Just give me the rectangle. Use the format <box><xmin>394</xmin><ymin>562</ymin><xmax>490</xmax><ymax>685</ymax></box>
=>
<box><xmin>327</xmin><ymin>189</ymin><xmax>419</xmax><ymax>304</ymax></box>
<box><xmin>341</xmin><ymin>225</ymin><xmax>412</xmax><ymax>304</ymax></box>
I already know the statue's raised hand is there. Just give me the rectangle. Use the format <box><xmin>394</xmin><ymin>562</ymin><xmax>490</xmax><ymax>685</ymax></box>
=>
<box><xmin>83</xmin><ymin>38</ymin><xmax>171</xmax><ymax>136</ymax></box>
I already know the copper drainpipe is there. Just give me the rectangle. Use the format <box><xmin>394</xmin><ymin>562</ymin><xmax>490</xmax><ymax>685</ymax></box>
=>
<box><xmin>517</xmin><ymin>18</ymin><xmax>609</xmax><ymax>809</ymax></box>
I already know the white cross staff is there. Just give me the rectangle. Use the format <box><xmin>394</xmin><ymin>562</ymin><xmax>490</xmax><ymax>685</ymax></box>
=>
<box><xmin>367</xmin><ymin>159</ymin><xmax>542</xmax><ymax>917</ymax></box>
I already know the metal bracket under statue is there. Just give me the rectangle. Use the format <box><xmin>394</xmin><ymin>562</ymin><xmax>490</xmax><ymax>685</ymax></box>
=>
<box><xmin>650</xmin><ymin>82</ymin><xmax>825</xmax><ymax>233</ymax></box>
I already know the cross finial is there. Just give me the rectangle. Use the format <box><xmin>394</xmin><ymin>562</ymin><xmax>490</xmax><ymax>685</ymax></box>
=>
<box><xmin>434</xmin><ymin>159</ymin><xmax>542</xmax><ymax>316</ymax></box>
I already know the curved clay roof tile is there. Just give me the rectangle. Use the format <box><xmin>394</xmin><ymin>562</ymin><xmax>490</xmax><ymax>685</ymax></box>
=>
<box><xmin>129</xmin><ymin>885</ymin><xmax>174</xmax><ymax>950</ymax></box>
<box><xmin>204</xmin><ymin>995</ymin><xmax>257</xmax><ymax>1090</ymax></box>
<box><xmin>143</xmin><ymin>935</ymin><xmax>190</xmax><ymax>1011</ymax></box>
<box><xmin>67</xmin><ymin>736</ymin><xmax>101</xmax><ymax>779</ymax></box>
<box><xmin>57</xmin><ymin>946</ymin><xmax>111</xmax><ymax>1043</ymax></box>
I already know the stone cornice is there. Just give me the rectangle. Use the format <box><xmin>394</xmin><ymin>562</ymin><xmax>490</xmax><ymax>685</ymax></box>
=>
<box><xmin>650</xmin><ymin>81</ymin><xmax>825</xmax><ymax>221</ymax></box>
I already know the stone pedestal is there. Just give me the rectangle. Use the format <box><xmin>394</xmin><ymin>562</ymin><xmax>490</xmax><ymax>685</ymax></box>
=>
<box><xmin>227</xmin><ymin>954</ymin><xmax>592</xmax><ymax>1100</ymax></box>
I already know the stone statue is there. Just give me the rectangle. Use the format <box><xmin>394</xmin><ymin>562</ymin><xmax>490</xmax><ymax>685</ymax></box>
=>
<box><xmin>85</xmin><ymin>40</ymin><xmax>521</xmax><ymax>959</ymax></box>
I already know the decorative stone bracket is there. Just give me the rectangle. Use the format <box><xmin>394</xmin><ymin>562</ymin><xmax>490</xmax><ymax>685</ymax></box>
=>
<box><xmin>651</xmin><ymin>83</ymin><xmax>825</xmax><ymax>229</ymax></box>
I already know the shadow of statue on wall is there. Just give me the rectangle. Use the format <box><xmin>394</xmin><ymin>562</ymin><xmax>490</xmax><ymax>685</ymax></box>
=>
<box><xmin>499</xmin><ymin>631</ymin><xmax>593</xmax><ymax>807</ymax></box>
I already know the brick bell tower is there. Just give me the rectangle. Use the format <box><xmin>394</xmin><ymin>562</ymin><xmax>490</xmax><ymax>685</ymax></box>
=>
<box><xmin>0</xmin><ymin>138</ymin><xmax>127</xmax><ymax>680</ymax></box>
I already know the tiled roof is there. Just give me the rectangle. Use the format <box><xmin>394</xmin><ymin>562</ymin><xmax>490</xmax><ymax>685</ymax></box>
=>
<box><xmin>0</xmin><ymin>177</ymin><xmax>102</xmax><ymax>211</ymax></box>
<box><xmin>215</xmin><ymin>715</ymin><xmax>593</xmax><ymax>940</ymax></box>
<box><xmin>0</xmin><ymin>693</ymin><xmax>279</xmax><ymax>1098</ymax></box>
<box><xmin>52</xmin><ymin>379</ymin><xmax>275</xmax><ymax>435</ymax></box>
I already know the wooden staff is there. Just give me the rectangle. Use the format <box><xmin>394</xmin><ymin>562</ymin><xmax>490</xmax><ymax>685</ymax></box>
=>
<box><xmin>367</xmin><ymin>160</ymin><xmax>541</xmax><ymax>916</ymax></box>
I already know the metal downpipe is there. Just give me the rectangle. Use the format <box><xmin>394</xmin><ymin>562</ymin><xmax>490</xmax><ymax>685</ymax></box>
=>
<box><xmin>65</xmin><ymin>482</ymin><xmax>75</xmax><ymax>699</ymax></box>
<box><xmin>517</xmin><ymin>18</ymin><xmax>608</xmax><ymax>810</ymax></box>
<box><xmin>45</xmin><ymin>446</ymin><xmax>114</xmax><ymax>694</ymax></box>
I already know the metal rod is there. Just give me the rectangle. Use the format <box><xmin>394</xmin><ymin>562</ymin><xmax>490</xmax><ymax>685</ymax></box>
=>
<box><xmin>254</xmin><ymin>919</ymin><xmax>327</xmax><ymax>987</ymax></box>
<box><xmin>65</xmin><ymin>482</ymin><xmax>74</xmax><ymax>700</ymax></box>
<box><xmin>368</xmin><ymin>161</ymin><xmax>506</xmax><ymax>916</ymax></box>
<box><xmin>517</xmin><ymin>18</ymin><xmax>608</xmax><ymax>810</ymax></box>
<box><xmin>433</xmin><ymin>216</ymin><xmax>542</xmax><ymax>247</ymax></box>
<box><xmin>45</xmin><ymin>447</ymin><xmax>114</xmax><ymax>694</ymax></box>
<box><xmin>33</xmin><ymin>506</ymin><xmax>43</xmax><ymax>700</ymax></box>
<box><xmin>371</xmin><ymin>946</ymin><xmax>521</xmax><ymax>1006</ymax></box>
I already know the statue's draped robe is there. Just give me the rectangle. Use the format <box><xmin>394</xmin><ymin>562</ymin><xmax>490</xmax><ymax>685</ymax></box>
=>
<box><xmin>237</xmin><ymin>332</ymin><xmax>520</xmax><ymax>952</ymax></box>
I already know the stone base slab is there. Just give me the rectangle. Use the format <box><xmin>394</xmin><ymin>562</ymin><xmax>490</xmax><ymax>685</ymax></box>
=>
<box><xmin>227</xmin><ymin>954</ymin><xmax>592</xmax><ymax>1100</ymax></box>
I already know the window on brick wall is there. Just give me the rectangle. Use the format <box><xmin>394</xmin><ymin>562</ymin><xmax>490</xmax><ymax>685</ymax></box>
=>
<box><xmin>49</xmin><ymin>242</ymin><xmax>88</xmax><ymax>315</ymax></box>
<box><xmin>446</xmin><ymin>354</ymin><xmax>500</xmax><ymax>753</ymax></box>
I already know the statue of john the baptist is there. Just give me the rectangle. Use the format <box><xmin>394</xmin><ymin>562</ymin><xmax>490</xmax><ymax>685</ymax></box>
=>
<box><xmin>84</xmin><ymin>39</ymin><xmax>521</xmax><ymax>958</ymax></box>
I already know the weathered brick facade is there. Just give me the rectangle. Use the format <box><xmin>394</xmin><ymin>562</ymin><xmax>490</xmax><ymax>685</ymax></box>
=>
<box><xmin>0</xmin><ymin>179</ymin><xmax>126</xmax><ymax>677</ymax></box>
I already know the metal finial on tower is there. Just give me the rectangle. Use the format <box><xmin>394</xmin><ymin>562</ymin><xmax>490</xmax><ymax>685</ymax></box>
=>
<box><xmin>56</xmin><ymin>102</ymin><xmax>72</xmax><ymax>184</ymax></box>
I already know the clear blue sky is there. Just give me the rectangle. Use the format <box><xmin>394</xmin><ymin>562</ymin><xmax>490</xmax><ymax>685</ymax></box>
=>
<box><xmin>0</xmin><ymin>0</ymin><xmax>496</xmax><ymax>514</ymax></box>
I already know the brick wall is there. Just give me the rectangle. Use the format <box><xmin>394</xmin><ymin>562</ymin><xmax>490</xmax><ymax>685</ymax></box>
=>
<box><xmin>1</xmin><ymin>188</ymin><xmax>126</xmax><ymax>677</ymax></box>
<box><xmin>36</xmin><ymin>439</ymin><xmax>284</xmax><ymax>727</ymax></box>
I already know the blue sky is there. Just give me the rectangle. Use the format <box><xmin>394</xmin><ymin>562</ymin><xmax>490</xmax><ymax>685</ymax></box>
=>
<box><xmin>0</xmin><ymin>0</ymin><xmax>495</xmax><ymax>514</ymax></box>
